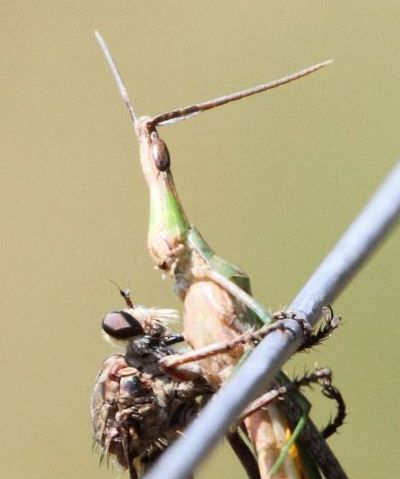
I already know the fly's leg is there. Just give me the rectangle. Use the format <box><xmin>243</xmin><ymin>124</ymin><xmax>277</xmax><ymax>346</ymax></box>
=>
<box><xmin>162</xmin><ymin>334</ymin><xmax>185</xmax><ymax>346</ymax></box>
<box><xmin>121</xmin><ymin>430</ymin><xmax>138</xmax><ymax>479</ymax></box>
<box><xmin>297</xmin><ymin>305</ymin><xmax>341</xmax><ymax>351</ymax></box>
<box><xmin>159</xmin><ymin>318</ymin><xmax>302</xmax><ymax>376</ymax></box>
<box><xmin>159</xmin><ymin>306</ymin><xmax>335</xmax><ymax>375</ymax></box>
<box><xmin>320</xmin><ymin>380</ymin><xmax>347</xmax><ymax>439</ymax></box>
<box><xmin>238</xmin><ymin>368</ymin><xmax>333</xmax><ymax>421</ymax></box>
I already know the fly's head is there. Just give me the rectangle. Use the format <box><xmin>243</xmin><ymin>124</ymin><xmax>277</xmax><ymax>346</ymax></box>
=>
<box><xmin>102</xmin><ymin>310</ymin><xmax>146</xmax><ymax>347</ymax></box>
<box><xmin>102</xmin><ymin>305</ymin><xmax>180</xmax><ymax>348</ymax></box>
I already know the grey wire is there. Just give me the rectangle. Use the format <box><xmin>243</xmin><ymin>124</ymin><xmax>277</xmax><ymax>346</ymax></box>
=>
<box><xmin>144</xmin><ymin>160</ymin><xmax>400</xmax><ymax>479</ymax></box>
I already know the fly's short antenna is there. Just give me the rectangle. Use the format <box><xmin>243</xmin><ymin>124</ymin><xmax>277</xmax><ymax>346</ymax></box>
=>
<box><xmin>109</xmin><ymin>279</ymin><xmax>134</xmax><ymax>309</ymax></box>
<box><xmin>95</xmin><ymin>31</ymin><xmax>138</xmax><ymax>129</ymax></box>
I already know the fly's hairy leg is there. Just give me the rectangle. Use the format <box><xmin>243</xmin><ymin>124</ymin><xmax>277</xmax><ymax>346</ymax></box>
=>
<box><xmin>159</xmin><ymin>316</ymin><xmax>306</xmax><ymax>374</ymax></box>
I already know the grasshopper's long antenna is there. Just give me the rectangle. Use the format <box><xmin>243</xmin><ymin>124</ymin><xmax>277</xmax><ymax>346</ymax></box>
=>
<box><xmin>151</xmin><ymin>59</ymin><xmax>333</xmax><ymax>127</ymax></box>
<box><xmin>95</xmin><ymin>31</ymin><xmax>139</xmax><ymax>128</ymax></box>
<box><xmin>95</xmin><ymin>31</ymin><xmax>332</xmax><ymax>132</ymax></box>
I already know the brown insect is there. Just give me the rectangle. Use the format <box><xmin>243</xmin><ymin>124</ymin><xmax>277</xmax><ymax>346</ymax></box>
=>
<box><xmin>91</xmin><ymin>302</ymin><xmax>212</xmax><ymax>479</ymax></box>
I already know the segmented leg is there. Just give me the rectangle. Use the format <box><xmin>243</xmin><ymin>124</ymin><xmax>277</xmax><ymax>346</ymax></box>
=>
<box><xmin>298</xmin><ymin>305</ymin><xmax>341</xmax><ymax>351</ymax></box>
<box><xmin>239</xmin><ymin>367</ymin><xmax>334</xmax><ymax>421</ymax></box>
<box><xmin>320</xmin><ymin>382</ymin><xmax>347</xmax><ymax>439</ymax></box>
<box><xmin>159</xmin><ymin>318</ymin><xmax>303</xmax><ymax>375</ymax></box>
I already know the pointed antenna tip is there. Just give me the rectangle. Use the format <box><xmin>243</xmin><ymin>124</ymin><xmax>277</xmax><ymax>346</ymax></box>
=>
<box><xmin>311</xmin><ymin>59</ymin><xmax>334</xmax><ymax>72</ymax></box>
<box><xmin>94</xmin><ymin>31</ymin><xmax>139</xmax><ymax>127</ymax></box>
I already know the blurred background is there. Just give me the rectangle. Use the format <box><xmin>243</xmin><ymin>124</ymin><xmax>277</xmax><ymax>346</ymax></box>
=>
<box><xmin>1</xmin><ymin>2</ymin><xmax>400</xmax><ymax>478</ymax></box>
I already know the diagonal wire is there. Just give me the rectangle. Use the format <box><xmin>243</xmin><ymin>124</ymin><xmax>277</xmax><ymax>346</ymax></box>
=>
<box><xmin>144</xmin><ymin>160</ymin><xmax>400</xmax><ymax>479</ymax></box>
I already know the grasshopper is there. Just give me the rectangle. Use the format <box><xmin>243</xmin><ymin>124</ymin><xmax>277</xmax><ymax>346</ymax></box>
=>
<box><xmin>95</xmin><ymin>31</ymin><xmax>342</xmax><ymax>479</ymax></box>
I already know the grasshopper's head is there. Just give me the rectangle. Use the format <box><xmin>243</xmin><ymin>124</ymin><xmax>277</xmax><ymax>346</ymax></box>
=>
<box><xmin>132</xmin><ymin>115</ymin><xmax>189</xmax><ymax>269</ymax></box>
<box><xmin>136</xmin><ymin>117</ymin><xmax>171</xmax><ymax>173</ymax></box>
<box><xmin>135</xmin><ymin>117</ymin><xmax>173</xmax><ymax>187</ymax></box>
<box><xmin>95</xmin><ymin>31</ymin><xmax>332</xmax><ymax>271</ymax></box>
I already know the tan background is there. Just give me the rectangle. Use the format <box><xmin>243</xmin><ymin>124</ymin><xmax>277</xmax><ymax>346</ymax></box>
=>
<box><xmin>1</xmin><ymin>2</ymin><xmax>400</xmax><ymax>478</ymax></box>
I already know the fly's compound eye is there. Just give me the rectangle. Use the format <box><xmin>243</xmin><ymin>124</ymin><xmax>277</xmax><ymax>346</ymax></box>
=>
<box><xmin>150</xmin><ymin>131</ymin><xmax>170</xmax><ymax>172</ymax></box>
<box><xmin>102</xmin><ymin>311</ymin><xmax>145</xmax><ymax>340</ymax></box>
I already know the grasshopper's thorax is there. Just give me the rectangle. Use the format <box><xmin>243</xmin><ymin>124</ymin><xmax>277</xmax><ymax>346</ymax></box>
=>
<box><xmin>136</xmin><ymin>117</ymin><xmax>190</xmax><ymax>271</ymax></box>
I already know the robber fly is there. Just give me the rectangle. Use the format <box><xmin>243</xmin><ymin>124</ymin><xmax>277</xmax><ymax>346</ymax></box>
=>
<box><xmin>91</xmin><ymin>294</ymin><xmax>213</xmax><ymax>479</ymax></box>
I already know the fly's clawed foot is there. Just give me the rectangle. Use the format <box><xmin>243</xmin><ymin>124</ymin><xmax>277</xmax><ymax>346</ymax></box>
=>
<box><xmin>272</xmin><ymin>309</ymin><xmax>313</xmax><ymax>342</ymax></box>
<box><xmin>272</xmin><ymin>305</ymin><xmax>341</xmax><ymax>351</ymax></box>
<box><xmin>299</xmin><ymin>305</ymin><xmax>341</xmax><ymax>351</ymax></box>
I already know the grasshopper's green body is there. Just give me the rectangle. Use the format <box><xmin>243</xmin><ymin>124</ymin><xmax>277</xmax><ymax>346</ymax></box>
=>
<box><xmin>96</xmin><ymin>31</ymin><xmax>333</xmax><ymax>479</ymax></box>
<box><xmin>188</xmin><ymin>228</ymin><xmax>255</xmax><ymax>307</ymax></box>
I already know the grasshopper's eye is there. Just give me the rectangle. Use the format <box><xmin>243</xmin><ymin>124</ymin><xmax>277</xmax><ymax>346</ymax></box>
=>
<box><xmin>102</xmin><ymin>311</ymin><xmax>145</xmax><ymax>340</ymax></box>
<box><xmin>150</xmin><ymin>131</ymin><xmax>170</xmax><ymax>172</ymax></box>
